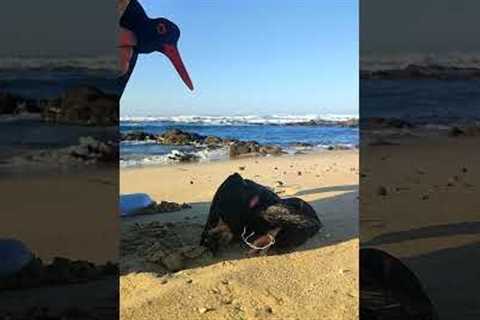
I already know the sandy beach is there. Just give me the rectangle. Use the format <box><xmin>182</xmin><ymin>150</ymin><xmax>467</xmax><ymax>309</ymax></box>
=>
<box><xmin>120</xmin><ymin>150</ymin><xmax>359</xmax><ymax>320</ymax></box>
<box><xmin>361</xmin><ymin>133</ymin><xmax>480</xmax><ymax>319</ymax></box>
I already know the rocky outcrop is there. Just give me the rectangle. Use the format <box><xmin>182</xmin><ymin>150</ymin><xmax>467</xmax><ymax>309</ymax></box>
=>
<box><xmin>361</xmin><ymin>117</ymin><xmax>414</xmax><ymax>129</ymax></box>
<box><xmin>361</xmin><ymin>64</ymin><xmax>480</xmax><ymax>80</ymax></box>
<box><xmin>133</xmin><ymin>201</ymin><xmax>192</xmax><ymax>216</ymax></box>
<box><xmin>121</xmin><ymin>128</ymin><xmax>288</xmax><ymax>160</ymax></box>
<box><xmin>229</xmin><ymin>141</ymin><xmax>260</xmax><ymax>157</ymax></box>
<box><xmin>285</xmin><ymin>118</ymin><xmax>358</xmax><ymax>127</ymax></box>
<box><xmin>121</xmin><ymin>131</ymin><xmax>158</xmax><ymax>141</ymax></box>
<box><xmin>0</xmin><ymin>255</ymin><xmax>117</xmax><ymax>290</ymax></box>
<box><xmin>0</xmin><ymin>92</ymin><xmax>19</xmax><ymax>114</ymax></box>
<box><xmin>167</xmin><ymin>150</ymin><xmax>200</xmax><ymax>162</ymax></box>
<box><xmin>158</xmin><ymin>129</ymin><xmax>206</xmax><ymax>145</ymax></box>
<box><xmin>448</xmin><ymin>125</ymin><xmax>480</xmax><ymax>137</ymax></box>
<box><xmin>42</xmin><ymin>86</ymin><xmax>119</xmax><ymax>126</ymax></box>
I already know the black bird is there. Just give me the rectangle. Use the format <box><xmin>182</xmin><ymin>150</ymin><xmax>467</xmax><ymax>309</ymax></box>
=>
<box><xmin>118</xmin><ymin>0</ymin><xmax>193</xmax><ymax>93</ymax></box>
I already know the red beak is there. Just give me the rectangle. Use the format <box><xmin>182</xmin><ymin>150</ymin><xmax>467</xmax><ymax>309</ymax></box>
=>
<box><xmin>162</xmin><ymin>44</ymin><xmax>194</xmax><ymax>91</ymax></box>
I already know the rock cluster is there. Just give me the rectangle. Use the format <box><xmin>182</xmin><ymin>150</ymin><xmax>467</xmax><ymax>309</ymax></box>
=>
<box><xmin>229</xmin><ymin>141</ymin><xmax>285</xmax><ymax>158</ymax></box>
<box><xmin>448</xmin><ymin>125</ymin><xmax>480</xmax><ymax>137</ymax></box>
<box><xmin>133</xmin><ymin>200</ymin><xmax>192</xmax><ymax>216</ymax></box>
<box><xmin>0</xmin><ymin>92</ymin><xmax>41</xmax><ymax>115</ymax></box>
<box><xmin>0</xmin><ymin>256</ymin><xmax>117</xmax><ymax>290</ymax></box>
<box><xmin>361</xmin><ymin>64</ymin><xmax>480</xmax><ymax>80</ymax></box>
<box><xmin>121</xmin><ymin>128</ymin><xmax>287</xmax><ymax>159</ymax></box>
<box><xmin>361</xmin><ymin>117</ymin><xmax>414</xmax><ymax>130</ymax></box>
<box><xmin>42</xmin><ymin>86</ymin><xmax>119</xmax><ymax>126</ymax></box>
<box><xmin>284</xmin><ymin>118</ymin><xmax>358</xmax><ymax>127</ymax></box>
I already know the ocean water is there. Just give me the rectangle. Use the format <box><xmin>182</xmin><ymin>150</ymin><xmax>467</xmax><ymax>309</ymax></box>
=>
<box><xmin>120</xmin><ymin>115</ymin><xmax>359</xmax><ymax>167</ymax></box>
<box><xmin>361</xmin><ymin>80</ymin><xmax>480</xmax><ymax>124</ymax></box>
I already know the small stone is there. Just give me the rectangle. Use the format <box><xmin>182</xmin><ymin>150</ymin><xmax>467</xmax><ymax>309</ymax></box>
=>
<box><xmin>297</xmin><ymin>171</ymin><xmax>302</xmax><ymax>176</ymax></box>
<box><xmin>275</xmin><ymin>181</ymin><xmax>284</xmax><ymax>187</ymax></box>
<box><xmin>221</xmin><ymin>279</ymin><xmax>229</xmax><ymax>285</ymax></box>
<box><xmin>377</xmin><ymin>186</ymin><xmax>388</xmax><ymax>196</ymax></box>
<box><xmin>462</xmin><ymin>167</ymin><xmax>468</xmax><ymax>173</ymax></box>
<box><xmin>160</xmin><ymin>278</ymin><xmax>168</xmax><ymax>284</ymax></box>
<box><xmin>186</xmin><ymin>279</ymin><xmax>193</xmax><ymax>284</ymax></box>
<box><xmin>264</xmin><ymin>305</ymin><xmax>273</xmax><ymax>314</ymax></box>
<box><xmin>447</xmin><ymin>178</ymin><xmax>455</xmax><ymax>187</ymax></box>
<box><xmin>190</xmin><ymin>181</ymin><xmax>194</xmax><ymax>184</ymax></box>
<box><xmin>198</xmin><ymin>307</ymin><xmax>213</xmax><ymax>314</ymax></box>
<box><xmin>239</xmin><ymin>166</ymin><xmax>245</xmax><ymax>171</ymax></box>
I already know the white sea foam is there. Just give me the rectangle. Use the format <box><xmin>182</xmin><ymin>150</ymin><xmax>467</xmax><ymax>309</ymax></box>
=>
<box><xmin>120</xmin><ymin>114</ymin><xmax>358</xmax><ymax>126</ymax></box>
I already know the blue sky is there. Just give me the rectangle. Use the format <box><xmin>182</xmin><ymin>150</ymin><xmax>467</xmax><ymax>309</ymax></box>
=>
<box><xmin>121</xmin><ymin>0</ymin><xmax>358</xmax><ymax>117</ymax></box>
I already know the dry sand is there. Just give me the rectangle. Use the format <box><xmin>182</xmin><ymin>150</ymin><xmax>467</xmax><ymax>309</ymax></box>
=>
<box><xmin>361</xmin><ymin>134</ymin><xmax>480</xmax><ymax>319</ymax></box>
<box><xmin>120</xmin><ymin>150</ymin><xmax>359</xmax><ymax>320</ymax></box>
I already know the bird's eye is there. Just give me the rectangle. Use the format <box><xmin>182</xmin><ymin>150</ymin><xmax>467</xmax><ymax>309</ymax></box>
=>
<box><xmin>156</xmin><ymin>23</ymin><xmax>167</xmax><ymax>35</ymax></box>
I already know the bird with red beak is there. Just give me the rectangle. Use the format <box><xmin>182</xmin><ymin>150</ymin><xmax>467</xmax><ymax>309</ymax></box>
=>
<box><xmin>118</xmin><ymin>0</ymin><xmax>193</xmax><ymax>92</ymax></box>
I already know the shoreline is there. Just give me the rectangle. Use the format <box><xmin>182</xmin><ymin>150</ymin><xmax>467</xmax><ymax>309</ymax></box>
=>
<box><xmin>120</xmin><ymin>148</ymin><xmax>358</xmax><ymax>171</ymax></box>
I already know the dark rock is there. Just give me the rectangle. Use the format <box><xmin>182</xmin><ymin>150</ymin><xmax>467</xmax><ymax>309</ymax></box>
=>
<box><xmin>259</xmin><ymin>145</ymin><xmax>284</xmax><ymax>155</ymax></box>
<box><xmin>159</xmin><ymin>129</ymin><xmax>206</xmax><ymax>145</ymax></box>
<box><xmin>229</xmin><ymin>141</ymin><xmax>260</xmax><ymax>158</ymax></box>
<box><xmin>167</xmin><ymin>150</ymin><xmax>199</xmax><ymax>162</ymax></box>
<box><xmin>0</xmin><ymin>92</ymin><xmax>18</xmax><ymax>114</ymax></box>
<box><xmin>204</xmin><ymin>135</ymin><xmax>224</xmax><ymax>146</ymax></box>
<box><xmin>377</xmin><ymin>186</ymin><xmax>388</xmax><ymax>196</ymax></box>
<box><xmin>121</xmin><ymin>131</ymin><xmax>157</xmax><ymax>141</ymax></box>
<box><xmin>361</xmin><ymin>64</ymin><xmax>480</xmax><ymax>80</ymax></box>
<box><xmin>133</xmin><ymin>201</ymin><xmax>191</xmax><ymax>216</ymax></box>
<box><xmin>42</xmin><ymin>86</ymin><xmax>119</xmax><ymax>126</ymax></box>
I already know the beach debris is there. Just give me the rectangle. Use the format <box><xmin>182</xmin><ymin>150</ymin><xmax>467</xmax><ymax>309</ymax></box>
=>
<box><xmin>239</xmin><ymin>166</ymin><xmax>246</xmax><ymax>171</ymax></box>
<box><xmin>297</xmin><ymin>171</ymin><xmax>302</xmax><ymax>176</ymax></box>
<box><xmin>190</xmin><ymin>180</ymin><xmax>194</xmax><ymax>184</ymax></box>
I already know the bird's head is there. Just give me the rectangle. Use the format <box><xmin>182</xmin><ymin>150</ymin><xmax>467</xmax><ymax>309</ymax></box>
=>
<box><xmin>143</xmin><ymin>18</ymin><xmax>193</xmax><ymax>90</ymax></box>
<box><xmin>119</xmin><ymin>15</ymin><xmax>193</xmax><ymax>91</ymax></box>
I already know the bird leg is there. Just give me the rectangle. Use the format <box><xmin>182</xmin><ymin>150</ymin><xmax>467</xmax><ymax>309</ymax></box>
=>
<box><xmin>247</xmin><ymin>227</ymin><xmax>282</xmax><ymax>256</ymax></box>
